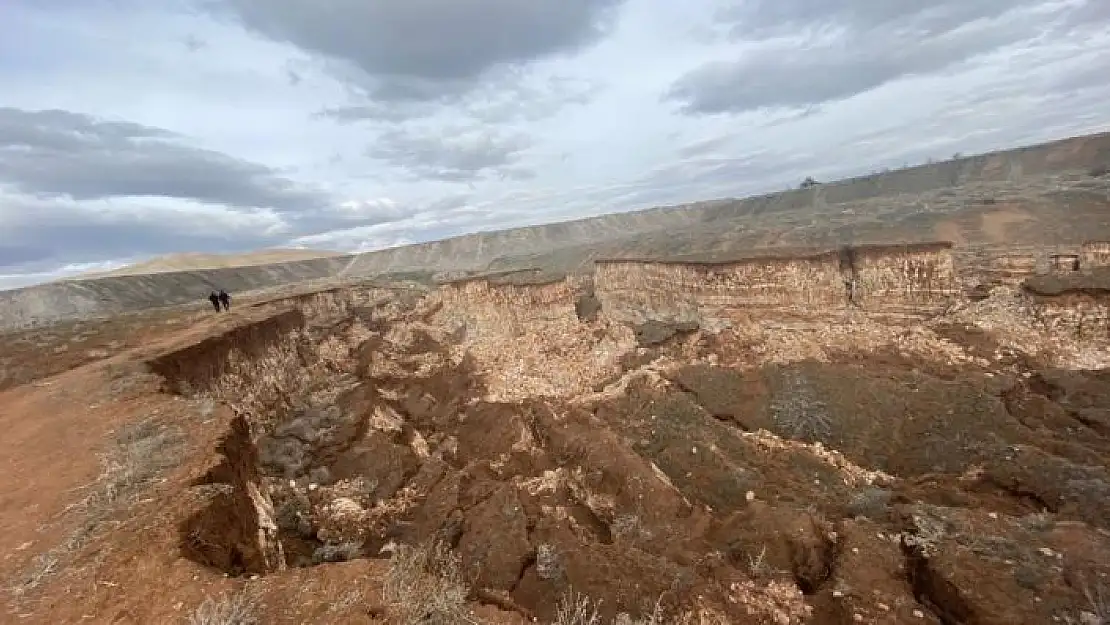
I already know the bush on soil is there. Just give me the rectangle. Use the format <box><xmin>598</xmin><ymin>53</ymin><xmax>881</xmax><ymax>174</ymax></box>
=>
<box><xmin>187</xmin><ymin>590</ymin><xmax>259</xmax><ymax>625</ymax></box>
<box><xmin>8</xmin><ymin>417</ymin><xmax>185</xmax><ymax>598</ymax></box>
<box><xmin>311</xmin><ymin>541</ymin><xmax>362</xmax><ymax>564</ymax></box>
<box><xmin>383</xmin><ymin>540</ymin><xmax>472</xmax><ymax>625</ymax></box>
<box><xmin>554</xmin><ymin>592</ymin><xmax>669</xmax><ymax>625</ymax></box>
<box><xmin>99</xmin><ymin>419</ymin><xmax>185</xmax><ymax>507</ymax></box>
<box><xmin>768</xmin><ymin>370</ymin><xmax>832</xmax><ymax>443</ymax></box>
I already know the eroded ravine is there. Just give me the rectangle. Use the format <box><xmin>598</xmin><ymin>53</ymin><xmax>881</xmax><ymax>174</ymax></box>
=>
<box><xmin>144</xmin><ymin>253</ymin><xmax>1110</xmax><ymax>624</ymax></box>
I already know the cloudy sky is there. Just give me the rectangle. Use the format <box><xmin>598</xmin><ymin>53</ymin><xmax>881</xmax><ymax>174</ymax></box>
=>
<box><xmin>2</xmin><ymin>0</ymin><xmax>1109</xmax><ymax>290</ymax></box>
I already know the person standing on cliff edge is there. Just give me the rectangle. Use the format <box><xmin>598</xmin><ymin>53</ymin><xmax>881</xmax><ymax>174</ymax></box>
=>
<box><xmin>208</xmin><ymin>291</ymin><xmax>221</xmax><ymax>312</ymax></box>
<box><xmin>218</xmin><ymin>290</ymin><xmax>231</xmax><ymax>311</ymax></box>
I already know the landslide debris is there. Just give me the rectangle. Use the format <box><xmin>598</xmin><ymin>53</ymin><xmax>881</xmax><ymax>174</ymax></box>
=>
<box><xmin>143</xmin><ymin>274</ymin><xmax>1110</xmax><ymax>624</ymax></box>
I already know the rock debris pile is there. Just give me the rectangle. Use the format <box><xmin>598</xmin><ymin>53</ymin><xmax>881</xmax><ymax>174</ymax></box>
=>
<box><xmin>147</xmin><ymin>261</ymin><xmax>1110</xmax><ymax>624</ymax></box>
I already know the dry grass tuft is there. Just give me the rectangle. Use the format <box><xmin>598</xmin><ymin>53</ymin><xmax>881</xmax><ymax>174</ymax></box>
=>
<box><xmin>187</xmin><ymin>589</ymin><xmax>259</xmax><ymax>625</ymax></box>
<box><xmin>554</xmin><ymin>591</ymin><xmax>669</xmax><ymax>625</ymax></box>
<box><xmin>63</xmin><ymin>418</ymin><xmax>185</xmax><ymax>552</ymax></box>
<box><xmin>7</xmin><ymin>418</ymin><xmax>185</xmax><ymax>599</ymax></box>
<box><xmin>382</xmin><ymin>540</ymin><xmax>475</xmax><ymax>625</ymax></box>
<box><xmin>554</xmin><ymin>592</ymin><xmax>603</xmax><ymax>625</ymax></box>
<box><xmin>7</xmin><ymin>553</ymin><xmax>59</xmax><ymax>597</ymax></box>
<box><xmin>1061</xmin><ymin>575</ymin><xmax>1109</xmax><ymax>625</ymax></box>
<box><xmin>95</xmin><ymin>419</ymin><xmax>185</xmax><ymax>508</ymax></box>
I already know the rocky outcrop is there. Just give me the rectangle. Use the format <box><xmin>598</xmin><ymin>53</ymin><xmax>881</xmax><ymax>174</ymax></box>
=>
<box><xmin>595</xmin><ymin>251</ymin><xmax>846</xmax><ymax>325</ymax></box>
<box><xmin>435</xmin><ymin>272</ymin><xmax>583</xmax><ymax>336</ymax></box>
<box><xmin>987</xmin><ymin>253</ymin><xmax>1038</xmax><ymax>285</ymax></box>
<box><xmin>850</xmin><ymin>243</ymin><xmax>958</xmax><ymax>313</ymax></box>
<box><xmin>595</xmin><ymin>243</ymin><xmax>957</xmax><ymax>324</ymax></box>
<box><xmin>1081</xmin><ymin>241</ymin><xmax>1110</xmax><ymax>268</ymax></box>
<box><xmin>181</xmin><ymin>413</ymin><xmax>287</xmax><ymax>576</ymax></box>
<box><xmin>431</xmin><ymin>272</ymin><xmax>634</xmax><ymax>402</ymax></box>
<box><xmin>1025</xmin><ymin>268</ymin><xmax>1110</xmax><ymax>339</ymax></box>
<box><xmin>1029</xmin><ymin>293</ymin><xmax>1110</xmax><ymax>340</ymax></box>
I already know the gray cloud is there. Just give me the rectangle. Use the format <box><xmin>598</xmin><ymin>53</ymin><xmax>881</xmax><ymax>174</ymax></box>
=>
<box><xmin>0</xmin><ymin>107</ymin><xmax>416</xmax><ymax>275</ymax></box>
<box><xmin>321</xmin><ymin>72</ymin><xmax>603</xmax><ymax>125</ymax></box>
<box><xmin>206</xmin><ymin>0</ymin><xmax>625</xmax><ymax>101</ymax></box>
<box><xmin>717</xmin><ymin>0</ymin><xmax>1019</xmax><ymax>39</ymax></box>
<box><xmin>669</xmin><ymin>0</ymin><xmax>1102</xmax><ymax>115</ymax></box>
<box><xmin>0</xmin><ymin>194</ymin><xmax>287</xmax><ymax>272</ymax></box>
<box><xmin>0</xmin><ymin>107</ymin><xmax>332</xmax><ymax>212</ymax></box>
<box><xmin>367</xmin><ymin>127</ymin><xmax>534</xmax><ymax>182</ymax></box>
<box><xmin>0</xmin><ymin>245</ymin><xmax>52</xmax><ymax>268</ymax></box>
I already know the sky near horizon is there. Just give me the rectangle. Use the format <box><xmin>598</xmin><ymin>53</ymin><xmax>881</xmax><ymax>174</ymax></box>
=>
<box><xmin>1</xmin><ymin>0</ymin><xmax>1109</xmax><ymax>290</ymax></box>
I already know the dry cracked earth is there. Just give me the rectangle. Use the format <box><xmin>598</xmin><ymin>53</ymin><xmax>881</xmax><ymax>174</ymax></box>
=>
<box><xmin>1</xmin><ymin>277</ymin><xmax>1109</xmax><ymax>625</ymax></box>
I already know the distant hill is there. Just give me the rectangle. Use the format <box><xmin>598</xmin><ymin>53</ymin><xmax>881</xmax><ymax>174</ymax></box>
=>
<box><xmin>75</xmin><ymin>248</ymin><xmax>345</xmax><ymax>279</ymax></box>
<box><xmin>3</xmin><ymin>129</ymin><xmax>1109</xmax><ymax>331</ymax></box>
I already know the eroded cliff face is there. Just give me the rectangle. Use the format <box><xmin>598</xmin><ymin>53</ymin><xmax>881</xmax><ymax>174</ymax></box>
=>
<box><xmin>147</xmin><ymin>288</ymin><xmax>397</xmax><ymax>424</ymax></box>
<box><xmin>850</xmin><ymin>243</ymin><xmax>958</xmax><ymax>313</ymax></box>
<box><xmin>158</xmin><ymin>287</ymin><xmax>412</xmax><ymax>575</ymax></box>
<box><xmin>1029</xmin><ymin>293</ymin><xmax>1110</xmax><ymax>340</ymax></box>
<box><xmin>1023</xmin><ymin>268</ymin><xmax>1110</xmax><ymax>341</ymax></box>
<box><xmin>431</xmin><ymin>274</ymin><xmax>635</xmax><ymax>402</ymax></box>
<box><xmin>1081</xmin><ymin>241</ymin><xmax>1110</xmax><ymax>268</ymax></box>
<box><xmin>987</xmin><ymin>253</ymin><xmax>1039</xmax><ymax>285</ymax></box>
<box><xmin>595</xmin><ymin>243</ymin><xmax>958</xmax><ymax>325</ymax></box>
<box><xmin>595</xmin><ymin>253</ymin><xmax>846</xmax><ymax>326</ymax></box>
<box><xmin>135</xmin><ymin>256</ymin><xmax>1110</xmax><ymax>623</ymax></box>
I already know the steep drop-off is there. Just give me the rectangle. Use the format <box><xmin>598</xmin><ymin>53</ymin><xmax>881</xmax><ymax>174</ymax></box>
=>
<box><xmin>595</xmin><ymin>243</ymin><xmax>958</xmax><ymax>326</ymax></box>
<box><xmin>1025</xmin><ymin>268</ymin><xmax>1110</xmax><ymax>340</ymax></box>
<box><xmin>135</xmin><ymin>271</ymin><xmax>1110</xmax><ymax>624</ymax></box>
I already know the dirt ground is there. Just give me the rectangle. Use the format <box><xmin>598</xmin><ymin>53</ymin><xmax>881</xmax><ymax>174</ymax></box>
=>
<box><xmin>1</xmin><ymin>278</ymin><xmax>1109</xmax><ymax>625</ymax></box>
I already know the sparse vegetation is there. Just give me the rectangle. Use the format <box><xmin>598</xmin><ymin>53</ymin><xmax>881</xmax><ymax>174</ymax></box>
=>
<box><xmin>799</xmin><ymin>176</ymin><xmax>820</xmax><ymax>189</ymax></box>
<box><xmin>745</xmin><ymin>544</ymin><xmax>769</xmax><ymax>577</ymax></box>
<box><xmin>1061</xmin><ymin>575</ymin><xmax>1109</xmax><ymax>625</ymax></box>
<box><xmin>7</xmin><ymin>417</ymin><xmax>185</xmax><ymax>598</ymax></box>
<box><xmin>1079</xmin><ymin>577</ymin><xmax>1108</xmax><ymax>624</ymax></box>
<box><xmin>554</xmin><ymin>591</ymin><xmax>669</xmax><ymax>625</ymax></box>
<box><xmin>187</xmin><ymin>589</ymin><xmax>259</xmax><ymax>625</ymax></box>
<box><xmin>94</xmin><ymin>418</ymin><xmax>186</xmax><ymax>510</ymax></box>
<box><xmin>769</xmin><ymin>370</ymin><xmax>833</xmax><ymax>443</ymax></box>
<box><xmin>8</xmin><ymin>553</ymin><xmax>59</xmax><ymax>597</ymax></box>
<box><xmin>382</xmin><ymin>541</ymin><xmax>473</xmax><ymax>625</ymax></box>
<box><xmin>555</xmin><ymin>591</ymin><xmax>603</xmax><ymax>625</ymax></box>
<box><xmin>311</xmin><ymin>540</ymin><xmax>362</xmax><ymax>564</ymax></box>
<box><xmin>845</xmin><ymin>487</ymin><xmax>893</xmax><ymax>520</ymax></box>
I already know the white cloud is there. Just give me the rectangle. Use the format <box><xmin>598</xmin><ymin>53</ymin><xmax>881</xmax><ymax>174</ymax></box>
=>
<box><xmin>0</xmin><ymin>260</ymin><xmax>132</xmax><ymax>292</ymax></box>
<box><xmin>0</xmin><ymin>0</ymin><xmax>1108</xmax><ymax>289</ymax></box>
